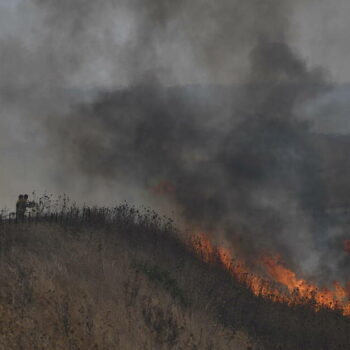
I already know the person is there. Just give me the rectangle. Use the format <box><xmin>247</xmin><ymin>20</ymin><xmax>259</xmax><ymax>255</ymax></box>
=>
<box><xmin>16</xmin><ymin>194</ymin><xmax>26</xmax><ymax>220</ymax></box>
<box><xmin>23</xmin><ymin>194</ymin><xmax>29</xmax><ymax>209</ymax></box>
<box><xmin>23</xmin><ymin>194</ymin><xmax>36</xmax><ymax>214</ymax></box>
<box><xmin>16</xmin><ymin>194</ymin><xmax>35</xmax><ymax>221</ymax></box>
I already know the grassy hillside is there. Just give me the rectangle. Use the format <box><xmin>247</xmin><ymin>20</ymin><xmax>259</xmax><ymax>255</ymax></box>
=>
<box><xmin>0</xmin><ymin>205</ymin><xmax>350</xmax><ymax>349</ymax></box>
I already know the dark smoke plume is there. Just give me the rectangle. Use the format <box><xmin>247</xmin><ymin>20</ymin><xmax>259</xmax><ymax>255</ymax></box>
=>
<box><xmin>1</xmin><ymin>0</ymin><xmax>350</xmax><ymax>285</ymax></box>
<box><xmin>48</xmin><ymin>39</ymin><xmax>330</xmax><ymax>279</ymax></box>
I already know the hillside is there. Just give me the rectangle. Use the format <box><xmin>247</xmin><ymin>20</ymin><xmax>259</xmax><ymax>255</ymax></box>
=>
<box><xmin>0</xmin><ymin>206</ymin><xmax>350</xmax><ymax>350</ymax></box>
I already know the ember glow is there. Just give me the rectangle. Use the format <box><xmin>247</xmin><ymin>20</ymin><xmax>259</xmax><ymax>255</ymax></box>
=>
<box><xmin>191</xmin><ymin>234</ymin><xmax>350</xmax><ymax>316</ymax></box>
<box><xmin>344</xmin><ymin>239</ymin><xmax>350</xmax><ymax>254</ymax></box>
<box><xmin>151</xmin><ymin>181</ymin><xmax>176</xmax><ymax>196</ymax></box>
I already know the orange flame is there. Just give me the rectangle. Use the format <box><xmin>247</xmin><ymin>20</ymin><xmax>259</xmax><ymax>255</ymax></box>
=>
<box><xmin>344</xmin><ymin>239</ymin><xmax>350</xmax><ymax>254</ymax></box>
<box><xmin>190</xmin><ymin>233</ymin><xmax>350</xmax><ymax>316</ymax></box>
<box><xmin>151</xmin><ymin>181</ymin><xmax>176</xmax><ymax>195</ymax></box>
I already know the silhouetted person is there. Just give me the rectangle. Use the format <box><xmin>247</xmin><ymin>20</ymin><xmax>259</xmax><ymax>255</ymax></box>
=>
<box><xmin>16</xmin><ymin>194</ymin><xmax>35</xmax><ymax>221</ymax></box>
<box><xmin>23</xmin><ymin>194</ymin><xmax>29</xmax><ymax>208</ymax></box>
<box><xmin>16</xmin><ymin>194</ymin><xmax>25</xmax><ymax>221</ymax></box>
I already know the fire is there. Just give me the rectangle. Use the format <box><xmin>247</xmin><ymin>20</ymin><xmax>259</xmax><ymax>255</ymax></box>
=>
<box><xmin>151</xmin><ymin>181</ymin><xmax>176</xmax><ymax>195</ymax></box>
<box><xmin>344</xmin><ymin>239</ymin><xmax>350</xmax><ymax>254</ymax></box>
<box><xmin>191</xmin><ymin>234</ymin><xmax>350</xmax><ymax>316</ymax></box>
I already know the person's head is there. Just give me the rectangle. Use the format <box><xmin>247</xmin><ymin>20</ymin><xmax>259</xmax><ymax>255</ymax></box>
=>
<box><xmin>18</xmin><ymin>194</ymin><xmax>23</xmax><ymax>200</ymax></box>
<box><xmin>24</xmin><ymin>194</ymin><xmax>28</xmax><ymax>200</ymax></box>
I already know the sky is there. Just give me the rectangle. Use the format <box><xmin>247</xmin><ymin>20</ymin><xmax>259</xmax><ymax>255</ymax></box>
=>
<box><xmin>1</xmin><ymin>0</ymin><xmax>350</xmax><ymax>84</ymax></box>
<box><xmin>0</xmin><ymin>0</ymin><xmax>349</xmax><ymax>206</ymax></box>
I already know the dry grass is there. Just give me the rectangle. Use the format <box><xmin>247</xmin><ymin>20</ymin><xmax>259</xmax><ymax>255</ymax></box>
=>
<box><xmin>1</xmin><ymin>203</ymin><xmax>350</xmax><ymax>350</ymax></box>
<box><xmin>0</xmin><ymin>221</ymin><xmax>254</xmax><ymax>350</ymax></box>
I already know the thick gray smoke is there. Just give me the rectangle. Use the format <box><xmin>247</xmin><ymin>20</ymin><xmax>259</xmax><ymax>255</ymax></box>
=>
<box><xmin>2</xmin><ymin>0</ymin><xmax>350</xmax><ymax>285</ymax></box>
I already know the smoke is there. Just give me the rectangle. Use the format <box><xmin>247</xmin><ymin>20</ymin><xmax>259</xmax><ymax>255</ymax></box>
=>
<box><xmin>1</xmin><ymin>0</ymin><xmax>350</xmax><ymax>285</ymax></box>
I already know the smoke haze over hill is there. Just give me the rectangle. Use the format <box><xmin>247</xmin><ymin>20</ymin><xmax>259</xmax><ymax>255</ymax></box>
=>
<box><xmin>2</xmin><ymin>0</ymin><xmax>350</xmax><ymax>285</ymax></box>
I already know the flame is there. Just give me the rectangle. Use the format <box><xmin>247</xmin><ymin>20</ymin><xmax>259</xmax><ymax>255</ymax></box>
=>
<box><xmin>151</xmin><ymin>181</ymin><xmax>176</xmax><ymax>195</ymax></box>
<box><xmin>344</xmin><ymin>239</ymin><xmax>350</xmax><ymax>254</ymax></box>
<box><xmin>191</xmin><ymin>234</ymin><xmax>350</xmax><ymax>316</ymax></box>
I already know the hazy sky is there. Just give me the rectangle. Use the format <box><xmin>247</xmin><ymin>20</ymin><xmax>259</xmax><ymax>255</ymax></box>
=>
<box><xmin>293</xmin><ymin>0</ymin><xmax>350</xmax><ymax>84</ymax></box>
<box><xmin>0</xmin><ymin>0</ymin><xmax>349</xmax><ymax>209</ymax></box>
<box><xmin>1</xmin><ymin>0</ymin><xmax>350</xmax><ymax>86</ymax></box>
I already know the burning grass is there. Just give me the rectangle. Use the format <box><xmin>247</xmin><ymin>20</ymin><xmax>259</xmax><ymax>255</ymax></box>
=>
<box><xmin>191</xmin><ymin>234</ymin><xmax>350</xmax><ymax>317</ymax></box>
<box><xmin>1</xmin><ymin>198</ymin><xmax>350</xmax><ymax>349</ymax></box>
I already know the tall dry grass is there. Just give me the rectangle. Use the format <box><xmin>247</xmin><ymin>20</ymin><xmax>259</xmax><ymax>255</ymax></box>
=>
<box><xmin>0</xmin><ymin>210</ymin><xmax>253</xmax><ymax>350</ymax></box>
<box><xmin>0</xmin><ymin>201</ymin><xmax>349</xmax><ymax>349</ymax></box>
